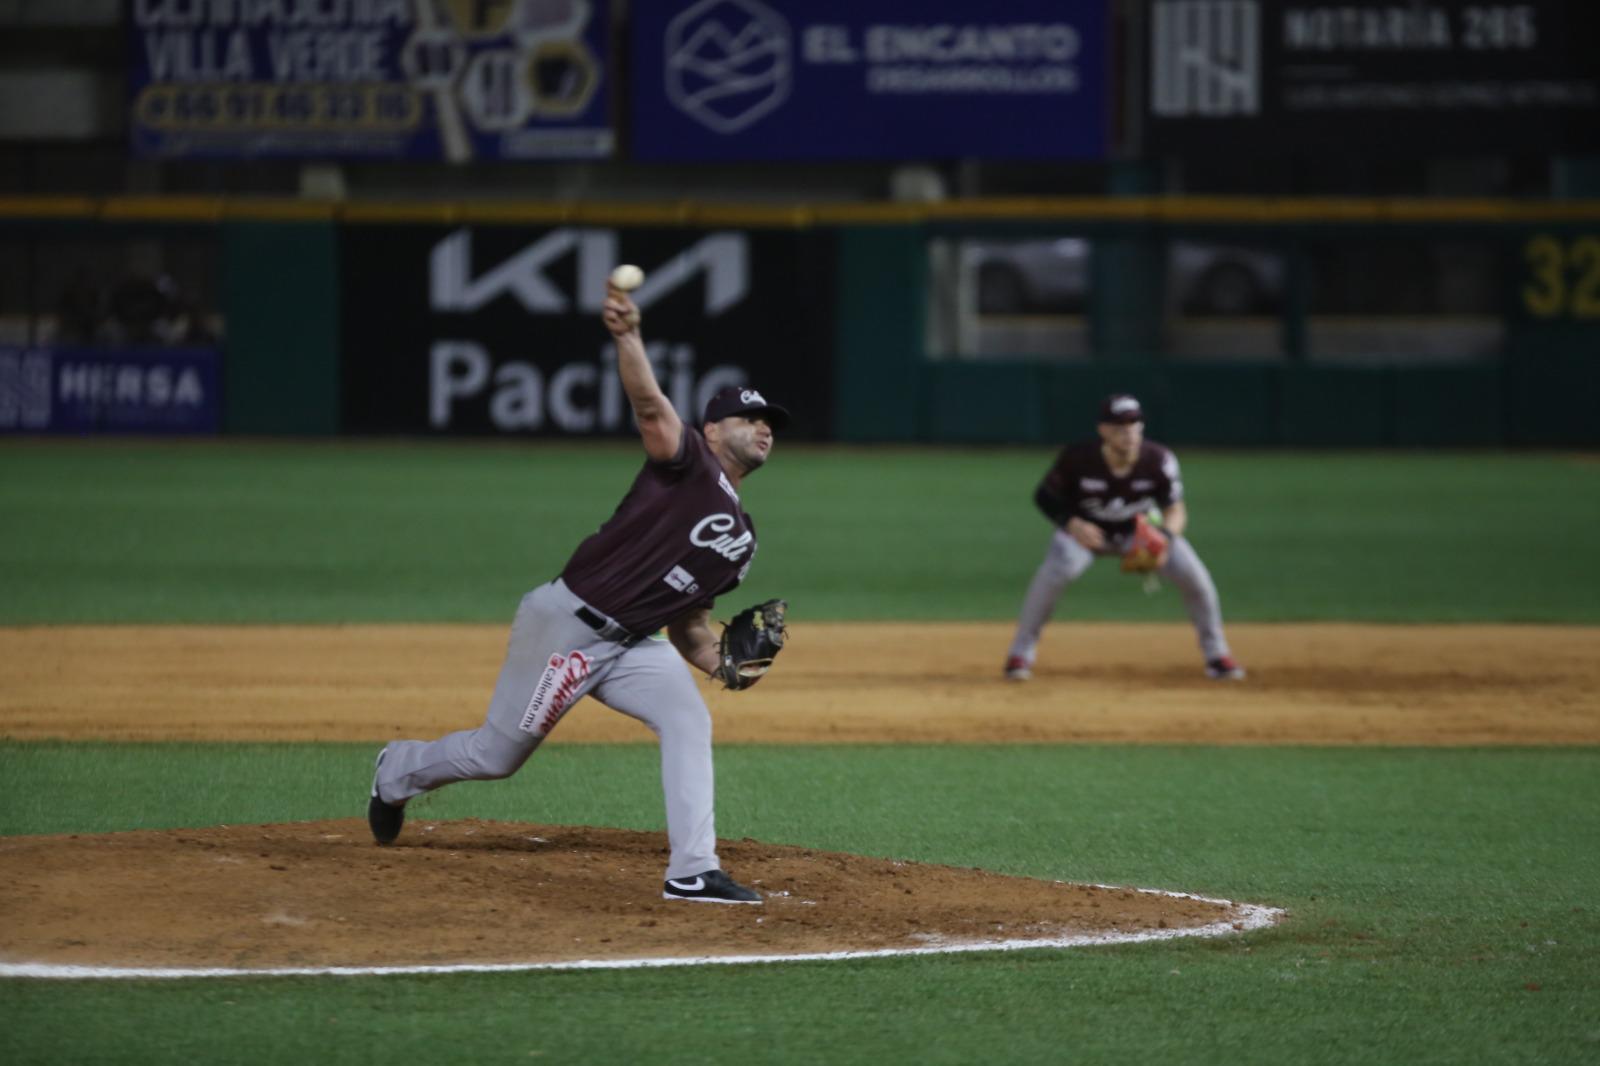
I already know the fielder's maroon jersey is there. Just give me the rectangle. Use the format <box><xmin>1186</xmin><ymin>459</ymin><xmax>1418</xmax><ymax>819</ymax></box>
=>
<box><xmin>1034</xmin><ymin>439</ymin><xmax>1184</xmax><ymax>538</ymax></box>
<box><xmin>561</xmin><ymin>428</ymin><xmax>755</xmax><ymax>634</ymax></box>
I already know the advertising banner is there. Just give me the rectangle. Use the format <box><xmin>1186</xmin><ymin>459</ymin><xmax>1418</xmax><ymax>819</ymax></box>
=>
<box><xmin>1144</xmin><ymin>0</ymin><xmax>1600</xmax><ymax>154</ymax></box>
<box><xmin>629</xmin><ymin>0</ymin><xmax>1109</xmax><ymax>161</ymax></box>
<box><xmin>0</xmin><ymin>346</ymin><xmax>222</xmax><ymax>435</ymax></box>
<box><xmin>127</xmin><ymin>0</ymin><xmax>612</xmax><ymax>160</ymax></box>
<box><xmin>339</xmin><ymin>225</ymin><xmax>836</xmax><ymax>438</ymax></box>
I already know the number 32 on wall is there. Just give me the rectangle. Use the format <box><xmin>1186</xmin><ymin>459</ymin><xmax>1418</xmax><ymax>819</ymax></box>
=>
<box><xmin>1522</xmin><ymin>235</ymin><xmax>1600</xmax><ymax>319</ymax></box>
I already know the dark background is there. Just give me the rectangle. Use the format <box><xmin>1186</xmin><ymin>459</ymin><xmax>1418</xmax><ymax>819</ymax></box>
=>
<box><xmin>1144</xmin><ymin>0</ymin><xmax>1600</xmax><ymax>157</ymax></box>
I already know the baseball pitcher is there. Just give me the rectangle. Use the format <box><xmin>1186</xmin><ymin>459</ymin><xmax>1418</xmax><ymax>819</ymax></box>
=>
<box><xmin>1003</xmin><ymin>393</ymin><xmax>1244</xmax><ymax>682</ymax></box>
<box><xmin>368</xmin><ymin>275</ymin><xmax>789</xmax><ymax>904</ymax></box>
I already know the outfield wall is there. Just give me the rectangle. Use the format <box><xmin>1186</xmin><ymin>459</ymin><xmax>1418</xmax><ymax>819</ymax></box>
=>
<box><xmin>1</xmin><ymin>197</ymin><xmax>1596</xmax><ymax>446</ymax></box>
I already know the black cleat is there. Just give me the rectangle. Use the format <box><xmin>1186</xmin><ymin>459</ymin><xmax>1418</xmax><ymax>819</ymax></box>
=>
<box><xmin>1205</xmin><ymin>655</ymin><xmax>1246</xmax><ymax>681</ymax></box>
<box><xmin>662</xmin><ymin>869</ymin><xmax>762</xmax><ymax>904</ymax></box>
<box><xmin>367</xmin><ymin>747</ymin><xmax>405</xmax><ymax>845</ymax></box>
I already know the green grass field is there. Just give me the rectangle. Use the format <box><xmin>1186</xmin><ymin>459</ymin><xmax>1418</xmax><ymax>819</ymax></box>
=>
<box><xmin>3</xmin><ymin>441</ymin><xmax>1598</xmax><ymax>623</ymax></box>
<box><xmin>2</xmin><ymin>442</ymin><xmax>1598</xmax><ymax>1064</ymax></box>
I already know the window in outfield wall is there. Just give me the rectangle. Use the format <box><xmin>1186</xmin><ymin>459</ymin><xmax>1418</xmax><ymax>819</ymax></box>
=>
<box><xmin>1162</xmin><ymin>241</ymin><xmax>1287</xmax><ymax>362</ymax></box>
<box><xmin>929</xmin><ymin>236</ymin><xmax>1289</xmax><ymax>362</ymax></box>
<box><xmin>0</xmin><ymin>237</ymin><xmax>223</xmax><ymax>349</ymax></box>
<box><xmin>1302</xmin><ymin>241</ymin><xmax>1503</xmax><ymax>365</ymax></box>
<box><xmin>926</xmin><ymin>237</ymin><xmax>1094</xmax><ymax>362</ymax></box>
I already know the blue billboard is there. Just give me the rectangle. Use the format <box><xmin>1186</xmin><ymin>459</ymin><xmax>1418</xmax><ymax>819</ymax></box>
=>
<box><xmin>0</xmin><ymin>347</ymin><xmax>222</xmax><ymax>435</ymax></box>
<box><xmin>127</xmin><ymin>0</ymin><xmax>612</xmax><ymax>160</ymax></box>
<box><xmin>629</xmin><ymin>0</ymin><xmax>1109</xmax><ymax>161</ymax></box>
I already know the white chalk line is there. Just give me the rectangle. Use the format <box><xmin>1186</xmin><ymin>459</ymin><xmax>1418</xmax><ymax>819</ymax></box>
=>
<box><xmin>0</xmin><ymin>887</ymin><xmax>1284</xmax><ymax>981</ymax></box>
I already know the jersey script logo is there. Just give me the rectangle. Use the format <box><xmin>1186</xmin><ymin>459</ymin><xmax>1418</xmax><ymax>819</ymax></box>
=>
<box><xmin>690</xmin><ymin>513</ymin><xmax>753</xmax><ymax>561</ymax></box>
<box><xmin>1083</xmin><ymin>496</ymin><xmax>1157</xmax><ymax>523</ymax></box>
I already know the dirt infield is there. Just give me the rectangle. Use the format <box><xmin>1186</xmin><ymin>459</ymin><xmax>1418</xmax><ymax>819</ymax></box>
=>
<box><xmin>2</xmin><ymin>622</ymin><xmax>1596</xmax><ymax>745</ymax></box>
<box><xmin>2</xmin><ymin>622</ymin><xmax>1595</xmax><ymax>973</ymax></box>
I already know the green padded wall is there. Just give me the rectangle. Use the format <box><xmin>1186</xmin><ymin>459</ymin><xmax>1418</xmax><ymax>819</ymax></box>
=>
<box><xmin>907</xmin><ymin>362</ymin><xmax>1517</xmax><ymax>447</ymax></box>
<box><xmin>1277</xmin><ymin>366</ymin><xmax>1388</xmax><ymax>446</ymax></box>
<box><xmin>833</xmin><ymin>227</ymin><xmax>924</xmax><ymax>442</ymax></box>
<box><xmin>1390</xmin><ymin>365</ymin><xmax>1506</xmax><ymax>446</ymax></box>
<box><xmin>222</xmin><ymin>221</ymin><xmax>340</xmax><ymax>434</ymax></box>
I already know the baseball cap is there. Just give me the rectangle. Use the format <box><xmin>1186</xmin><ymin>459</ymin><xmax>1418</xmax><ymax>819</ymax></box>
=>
<box><xmin>1098</xmin><ymin>393</ymin><xmax>1144</xmax><ymax>424</ymax></box>
<box><xmin>702</xmin><ymin>385</ymin><xmax>791</xmax><ymax>430</ymax></box>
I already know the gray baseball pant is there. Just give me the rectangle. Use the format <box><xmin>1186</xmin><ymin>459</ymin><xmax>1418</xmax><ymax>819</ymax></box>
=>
<box><xmin>1007</xmin><ymin>528</ymin><xmax>1234</xmax><ymax>666</ymax></box>
<box><xmin>373</xmin><ymin>578</ymin><xmax>719</xmax><ymax>881</ymax></box>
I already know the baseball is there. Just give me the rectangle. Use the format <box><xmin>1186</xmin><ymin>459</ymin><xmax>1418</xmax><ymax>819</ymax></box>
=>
<box><xmin>609</xmin><ymin>264</ymin><xmax>645</xmax><ymax>292</ymax></box>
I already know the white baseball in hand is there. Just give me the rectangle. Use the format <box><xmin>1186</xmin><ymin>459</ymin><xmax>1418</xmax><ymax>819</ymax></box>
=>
<box><xmin>609</xmin><ymin>264</ymin><xmax>645</xmax><ymax>292</ymax></box>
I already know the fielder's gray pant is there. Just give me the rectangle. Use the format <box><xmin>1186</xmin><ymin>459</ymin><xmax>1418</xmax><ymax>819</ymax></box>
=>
<box><xmin>374</xmin><ymin>578</ymin><xmax>719</xmax><ymax>881</ymax></box>
<box><xmin>1007</xmin><ymin>528</ymin><xmax>1233</xmax><ymax>666</ymax></box>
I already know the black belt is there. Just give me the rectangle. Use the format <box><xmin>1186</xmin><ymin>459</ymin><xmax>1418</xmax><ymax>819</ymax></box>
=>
<box><xmin>575</xmin><ymin>605</ymin><xmax>646</xmax><ymax>647</ymax></box>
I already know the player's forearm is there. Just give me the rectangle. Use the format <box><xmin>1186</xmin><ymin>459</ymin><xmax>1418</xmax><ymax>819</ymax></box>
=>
<box><xmin>1162</xmin><ymin>502</ymin><xmax>1188</xmax><ymax>538</ymax></box>
<box><xmin>614</xmin><ymin>332</ymin><xmax>671</xmax><ymax>421</ymax></box>
<box><xmin>608</xmin><ymin>322</ymin><xmax>681</xmax><ymax>459</ymax></box>
<box><xmin>667</xmin><ymin>615</ymin><xmax>721</xmax><ymax>676</ymax></box>
<box><xmin>1065</xmin><ymin>515</ymin><xmax>1105</xmax><ymax>549</ymax></box>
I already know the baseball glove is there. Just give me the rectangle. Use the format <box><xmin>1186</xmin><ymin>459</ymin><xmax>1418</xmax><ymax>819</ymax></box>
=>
<box><xmin>715</xmin><ymin>599</ymin><xmax>788</xmax><ymax>691</ymax></box>
<box><xmin>1120</xmin><ymin>515</ymin><xmax>1170</xmax><ymax>574</ymax></box>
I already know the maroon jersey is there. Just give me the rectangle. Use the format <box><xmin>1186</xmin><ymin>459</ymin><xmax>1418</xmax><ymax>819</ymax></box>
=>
<box><xmin>1034</xmin><ymin>439</ymin><xmax>1184</xmax><ymax>538</ymax></box>
<box><xmin>561</xmin><ymin>429</ymin><xmax>756</xmax><ymax>634</ymax></box>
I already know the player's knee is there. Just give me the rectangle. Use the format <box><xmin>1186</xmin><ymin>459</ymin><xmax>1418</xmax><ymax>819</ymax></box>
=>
<box><xmin>1039</xmin><ymin>555</ymin><xmax>1077</xmax><ymax>583</ymax></box>
<box><xmin>665</xmin><ymin>704</ymin><xmax>712</xmax><ymax>745</ymax></box>
<box><xmin>469</xmin><ymin>736</ymin><xmax>535</xmax><ymax>780</ymax></box>
<box><xmin>1047</xmin><ymin>562</ymin><xmax>1088</xmax><ymax>586</ymax></box>
<box><xmin>1171</xmin><ymin>567</ymin><xmax>1217</xmax><ymax>598</ymax></box>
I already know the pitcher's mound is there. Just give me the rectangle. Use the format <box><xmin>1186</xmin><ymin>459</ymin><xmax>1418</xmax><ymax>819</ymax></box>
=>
<box><xmin>0</xmin><ymin>820</ymin><xmax>1279</xmax><ymax>973</ymax></box>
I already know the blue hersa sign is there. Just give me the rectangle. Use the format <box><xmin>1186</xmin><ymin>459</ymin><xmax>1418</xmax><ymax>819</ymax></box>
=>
<box><xmin>630</xmin><ymin>0</ymin><xmax>1108</xmax><ymax>161</ymax></box>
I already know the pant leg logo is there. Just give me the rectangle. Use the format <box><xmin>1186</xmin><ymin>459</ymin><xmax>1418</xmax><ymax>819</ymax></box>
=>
<box><xmin>518</xmin><ymin>651</ymin><xmax>591</xmax><ymax>737</ymax></box>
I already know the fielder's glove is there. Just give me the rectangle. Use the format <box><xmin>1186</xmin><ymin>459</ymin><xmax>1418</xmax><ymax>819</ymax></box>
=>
<box><xmin>1120</xmin><ymin>515</ymin><xmax>1171</xmax><ymax>574</ymax></box>
<box><xmin>714</xmin><ymin>599</ymin><xmax>788</xmax><ymax>691</ymax></box>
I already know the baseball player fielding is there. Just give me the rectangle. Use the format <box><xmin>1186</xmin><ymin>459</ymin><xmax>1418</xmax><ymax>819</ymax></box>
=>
<box><xmin>609</xmin><ymin>264</ymin><xmax>645</xmax><ymax>291</ymax></box>
<box><xmin>1003</xmin><ymin>392</ymin><xmax>1245</xmax><ymax>683</ymax></box>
